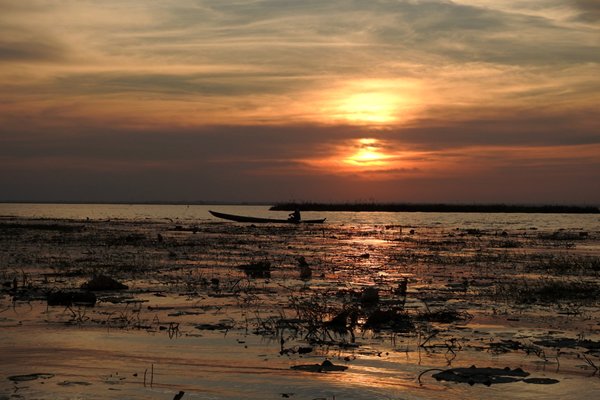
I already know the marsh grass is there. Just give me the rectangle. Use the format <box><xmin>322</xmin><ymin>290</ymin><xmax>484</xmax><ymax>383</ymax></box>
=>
<box><xmin>534</xmin><ymin>255</ymin><xmax>600</xmax><ymax>275</ymax></box>
<box><xmin>2</xmin><ymin>215</ymin><xmax>600</xmax><ymax>396</ymax></box>
<box><xmin>492</xmin><ymin>278</ymin><xmax>599</xmax><ymax>304</ymax></box>
<box><xmin>416</xmin><ymin>308</ymin><xmax>473</xmax><ymax>324</ymax></box>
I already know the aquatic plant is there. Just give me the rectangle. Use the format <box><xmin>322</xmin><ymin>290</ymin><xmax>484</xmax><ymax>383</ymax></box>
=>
<box><xmin>239</xmin><ymin>260</ymin><xmax>272</xmax><ymax>279</ymax></box>
<box><xmin>534</xmin><ymin>254</ymin><xmax>600</xmax><ymax>275</ymax></box>
<box><xmin>492</xmin><ymin>278</ymin><xmax>600</xmax><ymax>304</ymax></box>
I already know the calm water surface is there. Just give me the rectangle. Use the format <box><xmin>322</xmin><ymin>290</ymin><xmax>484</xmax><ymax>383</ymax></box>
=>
<box><xmin>0</xmin><ymin>203</ymin><xmax>598</xmax><ymax>231</ymax></box>
<box><xmin>1</xmin><ymin>203</ymin><xmax>600</xmax><ymax>399</ymax></box>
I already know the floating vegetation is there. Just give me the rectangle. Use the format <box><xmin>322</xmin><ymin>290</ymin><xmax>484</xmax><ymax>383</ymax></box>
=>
<box><xmin>420</xmin><ymin>366</ymin><xmax>559</xmax><ymax>386</ymax></box>
<box><xmin>364</xmin><ymin>308</ymin><xmax>413</xmax><ymax>332</ymax></box>
<box><xmin>8</xmin><ymin>373</ymin><xmax>55</xmax><ymax>382</ymax></box>
<box><xmin>0</xmin><ymin>222</ymin><xmax>84</xmax><ymax>232</ymax></box>
<box><xmin>533</xmin><ymin>338</ymin><xmax>600</xmax><ymax>352</ymax></box>
<box><xmin>539</xmin><ymin>231</ymin><xmax>591</xmax><ymax>241</ymax></box>
<box><xmin>291</xmin><ymin>360</ymin><xmax>348</xmax><ymax>373</ymax></box>
<box><xmin>47</xmin><ymin>290</ymin><xmax>97</xmax><ymax>307</ymax></box>
<box><xmin>239</xmin><ymin>261</ymin><xmax>271</xmax><ymax>279</ymax></box>
<box><xmin>195</xmin><ymin>322</ymin><xmax>234</xmax><ymax>331</ymax></box>
<box><xmin>81</xmin><ymin>275</ymin><xmax>128</xmax><ymax>291</ymax></box>
<box><xmin>492</xmin><ymin>278</ymin><xmax>600</xmax><ymax>304</ymax></box>
<box><xmin>534</xmin><ymin>255</ymin><xmax>600</xmax><ymax>275</ymax></box>
<box><xmin>56</xmin><ymin>380</ymin><xmax>92</xmax><ymax>386</ymax></box>
<box><xmin>0</xmin><ymin>214</ymin><xmax>599</xmax><ymax>398</ymax></box>
<box><xmin>415</xmin><ymin>308</ymin><xmax>473</xmax><ymax>324</ymax></box>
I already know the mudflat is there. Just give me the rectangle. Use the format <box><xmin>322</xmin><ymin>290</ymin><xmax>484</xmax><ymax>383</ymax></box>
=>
<box><xmin>1</xmin><ymin>217</ymin><xmax>599</xmax><ymax>399</ymax></box>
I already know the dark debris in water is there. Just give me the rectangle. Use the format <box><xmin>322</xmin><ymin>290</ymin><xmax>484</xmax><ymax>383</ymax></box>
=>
<box><xmin>239</xmin><ymin>261</ymin><xmax>271</xmax><ymax>279</ymax></box>
<box><xmin>523</xmin><ymin>378</ymin><xmax>560</xmax><ymax>384</ymax></box>
<box><xmin>8</xmin><ymin>373</ymin><xmax>55</xmax><ymax>382</ymax></box>
<box><xmin>533</xmin><ymin>337</ymin><xmax>600</xmax><ymax>351</ymax></box>
<box><xmin>47</xmin><ymin>290</ymin><xmax>96</xmax><ymax>307</ymax></box>
<box><xmin>57</xmin><ymin>380</ymin><xmax>92</xmax><ymax>386</ymax></box>
<box><xmin>415</xmin><ymin>308</ymin><xmax>473</xmax><ymax>324</ymax></box>
<box><xmin>364</xmin><ymin>308</ymin><xmax>413</xmax><ymax>332</ymax></box>
<box><xmin>422</xmin><ymin>365</ymin><xmax>559</xmax><ymax>386</ymax></box>
<box><xmin>81</xmin><ymin>275</ymin><xmax>128</xmax><ymax>291</ymax></box>
<box><xmin>0</xmin><ymin>222</ymin><xmax>84</xmax><ymax>232</ymax></box>
<box><xmin>291</xmin><ymin>360</ymin><xmax>348</xmax><ymax>373</ymax></box>
<box><xmin>195</xmin><ymin>322</ymin><xmax>234</xmax><ymax>331</ymax></box>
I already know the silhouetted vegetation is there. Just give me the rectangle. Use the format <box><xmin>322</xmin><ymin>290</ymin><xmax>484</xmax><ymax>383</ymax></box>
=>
<box><xmin>2</xmin><ymin>213</ymin><xmax>599</xmax><ymax>398</ymax></box>
<box><xmin>0</xmin><ymin>222</ymin><xmax>84</xmax><ymax>232</ymax></box>
<box><xmin>270</xmin><ymin>202</ymin><xmax>599</xmax><ymax>214</ymax></box>
<box><xmin>492</xmin><ymin>278</ymin><xmax>600</xmax><ymax>303</ymax></box>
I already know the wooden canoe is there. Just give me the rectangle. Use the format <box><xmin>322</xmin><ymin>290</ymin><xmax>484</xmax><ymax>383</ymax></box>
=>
<box><xmin>209</xmin><ymin>210</ymin><xmax>325</xmax><ymax>224</ymax></box>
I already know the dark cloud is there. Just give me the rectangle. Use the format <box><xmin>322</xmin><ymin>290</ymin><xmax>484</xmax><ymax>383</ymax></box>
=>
<box><xmin>0</xmin><ymin>1</ymin><xmax>597</xmax><ymax>203</ymax></box>
<box><xmin>1</xmin><ymin>111</ymin><xmax>597</xmax><ymax>202</ymax></box>
<box><xmin>0</xmin><ymin>1</ymin><xmax>69</xmax><ymax>62</ymax></box>
<box><xmin>0</xmin><ymin>23</ymin><xmax>69</xmax><ymax>63</ymax></box>
<box><xmin>571</xmin><ymin>0</ymin><xmax>600</xmax><ymax>22</ymax></box>
<box><xmin>0</xmin><ymin>39</ymin><xmax>66</xmax><ymax>62</ymax></box>
<box><xmin>0</xmin><ymin>1</ymin><xmax>52</xmax><ymax>13</ymax></box>
<box><xmin>48</xmin><ymin>71</ymin><xmax>308</xmax><ymax>97</ymax></box>
<box><xmin>0</xmin><ymin>124</ymin><xmax>348</xmax><ymax>164</ymax></box>
<box><xmin>385</xmin><ymin>110</ymin><xmax>600</xmax><ymax>150</ymax></box>
<box><xmin>1</xmin><ymin>107</ymin><xmax>598</xmax><ymax>164</ymax></box>
<box><xmin>2</xmin><ymin>151</ymin><xmax>597</xmax><ymax>204</ymax></box>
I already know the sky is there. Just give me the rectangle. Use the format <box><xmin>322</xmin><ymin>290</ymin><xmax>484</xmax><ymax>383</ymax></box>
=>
<box><xmin>1</xmin><ymin>0</ymin><xmax>599</xmax><ymax>204</ymax></box>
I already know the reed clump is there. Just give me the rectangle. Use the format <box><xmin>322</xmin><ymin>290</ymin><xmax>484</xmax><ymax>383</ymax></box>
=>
<box><xmin>492</xmin><ymin>278</ymin><xmax>600</xmax><ymax>304</ymax></box>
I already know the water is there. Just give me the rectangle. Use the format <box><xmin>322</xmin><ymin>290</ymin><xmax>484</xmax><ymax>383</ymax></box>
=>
<box><xmin>0</xmin><ymin>203</ymin><xmax>598</xmax><ymax>231</ymax></box>
<box><xmin>1</xmin><ymin>203</ymin><xmax>600</xmax><ymax>399</ymax></box>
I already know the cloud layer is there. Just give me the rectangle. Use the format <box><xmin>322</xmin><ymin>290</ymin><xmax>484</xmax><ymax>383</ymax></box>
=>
<box><xmin>0</xmin><ymin>0</ymin><xmax>598</xmax><ymax>203</ymax></box>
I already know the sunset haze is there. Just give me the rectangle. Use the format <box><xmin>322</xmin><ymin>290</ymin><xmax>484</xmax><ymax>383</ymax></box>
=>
<box><xmin>1</xmin><ymin>0</ymin><xmax>599</xmax><ymax>203</ymax></box>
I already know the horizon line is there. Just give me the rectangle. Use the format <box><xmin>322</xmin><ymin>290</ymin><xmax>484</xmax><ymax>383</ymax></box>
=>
<box><xmin>1</xmin><ymin>200</ymin><xmax>599</xmax><ymax>208</ymax></box>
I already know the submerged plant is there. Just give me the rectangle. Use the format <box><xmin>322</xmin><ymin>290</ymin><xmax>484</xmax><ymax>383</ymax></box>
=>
<box><xmin>491</xmin><ymin>278</ymin><xmax>599</xmax><ymax>304</ymax></box>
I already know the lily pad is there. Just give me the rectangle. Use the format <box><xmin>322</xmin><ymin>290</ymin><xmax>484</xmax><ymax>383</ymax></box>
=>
<box><xmin>8</xmin><ymin>373</ymin><xmax>55</xmax><ymax>382</ymax></box>
<box><xmin>81</xmin><ymin>275</ymin><xmax>128</xmax><ymax>291</ymax></box>
<box><xmin>57</xmin><ymin>380</ymin><xmax>92</xmax><ymax>386</ymax></box>
<box><xmin>291</xmin><ymin>360</ymin><xmax>348</xmax><ymax>373</ymax></box>
<box><xmin>431</xmin><ymin>366</ymin><xmax>529</xmax><ymax>386</ymax></box>
<box><xmin>522</xmin><ymin>378</ymin><xmax>560</xmax><ymax>385</ymax></box>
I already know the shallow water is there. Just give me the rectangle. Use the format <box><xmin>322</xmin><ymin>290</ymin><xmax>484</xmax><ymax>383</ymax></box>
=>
<box><xmin>0</xmin><ymin>205</ymin><xmax>599</xmax><ymax>399</ymax></box>
<box><xmin>1</xmin><ymin>203</ymin><xmax>598</xmax><ymax>230</ymax></box>
<box><xmin>3</xmin><ymin>317</ymin><xmax>597</xmax><ymax>400</ymax></box>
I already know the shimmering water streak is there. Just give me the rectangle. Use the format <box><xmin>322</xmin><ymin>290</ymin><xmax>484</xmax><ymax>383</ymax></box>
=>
<box><xmin>0</xmin><ymin>203</ymin><xmax>598</xmax><ymax>231</ymax></box>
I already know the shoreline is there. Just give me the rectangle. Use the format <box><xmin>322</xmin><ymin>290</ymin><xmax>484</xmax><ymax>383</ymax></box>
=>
<box><xmin>270</xmin><ymin>202</ymin><xmax>600</xmax><ymax>214</ymax></box>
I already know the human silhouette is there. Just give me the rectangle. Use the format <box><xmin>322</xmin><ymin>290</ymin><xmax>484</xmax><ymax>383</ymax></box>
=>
<box><xmin>288</xmin><ymin>208</ymin><xmax>301</xmax><ymax>222</ymax></box>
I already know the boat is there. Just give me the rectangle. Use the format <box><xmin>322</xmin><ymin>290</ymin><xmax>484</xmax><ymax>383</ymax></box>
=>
<box><xmin>209</xmin><ymin>210</ymin><xmax>326</xmax><ymax>224</ymax></box>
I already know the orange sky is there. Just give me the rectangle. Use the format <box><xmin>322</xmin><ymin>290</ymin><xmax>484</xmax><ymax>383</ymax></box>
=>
<box><xmin>1</xmin><ymin>1</ymin><xmax>599</xmax><ymax>203</ymax></box>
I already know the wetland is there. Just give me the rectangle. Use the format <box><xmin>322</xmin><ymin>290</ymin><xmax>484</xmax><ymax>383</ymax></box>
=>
<box><xmin>0</xmin><ymin>205</ymin><xmax>599</xmax><ymax>399</ymax></box>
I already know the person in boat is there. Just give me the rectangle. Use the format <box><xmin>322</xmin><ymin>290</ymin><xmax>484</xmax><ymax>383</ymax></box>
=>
<box><xmin>288</xmin><ymin>208</ymin><xmax>301</xmax><ymax>222</ymax></box>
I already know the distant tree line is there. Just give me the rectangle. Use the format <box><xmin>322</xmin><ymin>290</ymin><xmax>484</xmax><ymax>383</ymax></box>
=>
<box><xmin>270</xmin><ymin>203</ymin><xmax>599</xmax><ymax>214</ymax></box>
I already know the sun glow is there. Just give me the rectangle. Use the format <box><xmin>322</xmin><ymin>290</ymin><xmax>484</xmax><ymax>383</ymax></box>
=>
<box><xmin>344</xmin><ymin>138</ymin><xmax>392</xmax><ymax>167</ymax></box>
<box><xmin>300</xmin><ymin>137</ymin><xmax>432</xmax><ymax>179</ymax></box>
<box><xmin>339</xmin><ymin>92</ymin><xmax>400</xmax><ymax>124</ymax></box>
<box><xmin>319</xmin><ymin>79</ymin><xmax>421</xmax><ymax>126</ymax></box>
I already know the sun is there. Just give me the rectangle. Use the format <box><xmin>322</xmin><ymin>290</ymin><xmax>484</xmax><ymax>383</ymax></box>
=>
<box><xmin>301</xmin><ymin>137</ymin><xmax>420</xmax><ymax>177</ymax></box>
<box><xmin>344</xmin><ymin>138</ymin><xmax>392</xmax><ymax>167</ymax></box>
